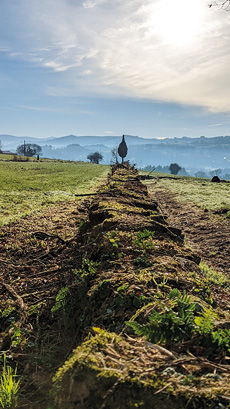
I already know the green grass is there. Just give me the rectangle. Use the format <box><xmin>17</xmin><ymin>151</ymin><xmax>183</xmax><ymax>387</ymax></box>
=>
<box><xmin>0</xmin><ymin>355</ymin><xmax>20</xmax><ymax>409</ymax></box>
<box><xmin>0</xmin><ymin>154</ymin><xmax>34</xmax><ymax>162</ymax></box>
<box><xmin>199</xmin><ymin>262</ymin><xmax>230</xmax><ymax>289</ymax></box>
<box><xmin>0</xmin><ymin>161</ymin><xmax>109</xmax><ymax>225</ymax></box>
<box><xmin>145</xmin><ymin>173</ymin><xmax>230</xmax><ymax>212</ymax></box>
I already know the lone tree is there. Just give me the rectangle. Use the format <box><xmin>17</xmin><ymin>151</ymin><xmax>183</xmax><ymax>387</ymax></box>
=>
<box><xmin>0</xmin><ymin>140</ymin><xmax>2</xmax><ymax>153</ymax></box>
<box><xmin>118</xmin><ymin>135</ymin><xmax>128</xmax><ymax>164</ymax></box>
<box><xmin>169</xmin><ymin>163</ymin><xmax>181</xmax><ymax>175</ymax></box>
<box><xmin>87</xmin><ymin>151</ymin><xmax>103</xmax><ymax>164</ymax></box>
<box><xmin>16</xmin><ymin>143</ymin><xmax>42</xmax><ymax>157</ymax></box>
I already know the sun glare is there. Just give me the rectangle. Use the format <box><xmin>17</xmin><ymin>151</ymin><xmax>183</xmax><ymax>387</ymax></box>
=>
<box><xmin>152</xmin><ymin>0</ymin><xmax>204</xmax><ymax>46</ymax></box>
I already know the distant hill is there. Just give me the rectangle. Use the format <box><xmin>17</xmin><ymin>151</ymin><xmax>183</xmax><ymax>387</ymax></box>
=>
<box><xmin>1</xmin><ymin>134</ymin><xmax>229</xmax><ymax>174</ymax></box>
<box><xmin>46</xmin><ymin>134</ymin><xmax>149</xmax><ymax>147</ymax></box>
<box><xmin>0</xmin><ymin>134</ymin><xmax>52</xmax><ymax>150</ymax></box>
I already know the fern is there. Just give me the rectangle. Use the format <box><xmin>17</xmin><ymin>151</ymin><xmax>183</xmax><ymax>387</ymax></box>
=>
<box><xmin>168</xmin><ymin>288</ymin><xmax>180</xmax><ymax>299</ymax></box>
<box><xmin>194</xmin><ymin>308</ymin><xmax>217</xmax><ymax>334</ymax></box>
<box><xmin>126</xmin><ymin>321</ymin><xmax>145</xmax><ymax>337</ymax></box>
<box><xmin>51</xmin><ymin>286</ymin><xmax>69</xmax><ymax>313</ymax></box>
<box><xmin>201</xmin><ymin>328</ymin><xmax>230</xmax><ymax>356</ymax></box>
<box><xmin>127</xmin><ymin>290</ymin><xmax>197</xmax><ymax>345</ymax></box>
<box><xmin>127</xmin><ymin>290</ymin><xmax>230</xmax><ymax>356</ymax></box>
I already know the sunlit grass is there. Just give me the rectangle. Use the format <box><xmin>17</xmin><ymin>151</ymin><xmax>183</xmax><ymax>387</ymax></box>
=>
<box><xmin>0</xmin><ymin>355</ymin><xmax>20</xmax><ymax>409</ymax></box>
<box><xmin>0</xmin><ymin>154</ymin><xmax>37</xmax><ymax>162</ymax></box>
<box><xmin>0</xmin><ymin>161</ymin><xmax>109</xmax><ymax>225</ymax></box>
<box><xmin>199</xmin><ymin>262</ymin><xmax>230</xmax><ymax>289</ymax></box>
<box><xmin>145</xmin><ymin>173</ymin><xmax>230</xmax><ymax>212</ymax></box>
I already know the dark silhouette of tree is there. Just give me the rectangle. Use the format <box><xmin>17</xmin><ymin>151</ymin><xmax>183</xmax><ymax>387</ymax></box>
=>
<box><xmin>16</xmin><ymin>143</ymin><xmax>42</xmax><ymax>157</ymax></box>
<box><xmin>87</xmin><ymin>152</ymin><xmax>103</xmax><ymax>164</ymax></box>
<box><xmin>0</xmin><ymin>140</ymin><xmax>2</xmax><ymax>153</ymax></box>
<box><xmin>118</xmin><ymin>135</ymin><xmax>128</xmax><ymax>164</ymax></box>
<box><xmin>169</xmin><ymin>163</ymin><xmax>181</xmax><ymax>175</ymax></box>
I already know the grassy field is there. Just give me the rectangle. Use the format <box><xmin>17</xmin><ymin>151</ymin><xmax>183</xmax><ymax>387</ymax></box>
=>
<box><xmin>0</xmin><ymin>153</ymin><xmax>38</xmax><ymax>161</ymax></box>
<box><xmin>1</xmin><ymin>160</ymin><xmax>229</xmax><ymax>226</ymax></box>
<box><xmin>0</xmin><ymin>159</ymin><xmax>109</xmax><ymax>225</ymax></box>
<box><xmin>144</xmin><ymin>173</ymin><xmax>230</xmax><ymax>213</ymax></box>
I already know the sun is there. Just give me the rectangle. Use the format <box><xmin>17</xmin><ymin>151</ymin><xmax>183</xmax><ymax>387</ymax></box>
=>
<box><xmin>150</xmin><ymin>0</ymin><xmax>205</xmax><ymax>46</ymax></box>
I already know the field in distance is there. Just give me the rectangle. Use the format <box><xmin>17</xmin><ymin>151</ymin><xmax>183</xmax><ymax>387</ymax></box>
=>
<box><xmin>143</xmin><ymin>172</ymin><xmax>230</xmax><ymax>275</ymax></box>
<box><xmin>1</xmin><ymin>156</ymin><xmax>229</xmax><ymax>226</ymax></box>
<box><xmin>143</xmin><ymin>172</ymin><xmax>230</xmax><ymax>215</ymax></box>
<box><xmin>0</xmin><ymin>156</ymin><xmax>109</xmax><ymax>225</ymax></box>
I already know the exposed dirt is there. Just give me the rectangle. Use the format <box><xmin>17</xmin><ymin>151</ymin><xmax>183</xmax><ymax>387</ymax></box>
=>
<box><xmin>0</xmin><ymin>200</ymin><xmax>88</xmax><ymax>407</ymax></box>
<box><xmin>0</xmin><ymin>200</ymin><xmax>87</xmax><ymax>306</ymax></box>
<box><xmin>149</xmin><ymin>186</ymin><xmax>230</xmax><ymax>276</ymax></box>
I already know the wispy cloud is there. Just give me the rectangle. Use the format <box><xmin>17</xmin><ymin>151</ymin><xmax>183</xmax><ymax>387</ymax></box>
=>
<box><xmin>82</xmin><ymin>0</ymin><xmax>109</xmax><ymax>8</ymax></box>
<box><xmin>17</xmin><ymin>104</ymin><xmax>63</xmax><ymax>113</ymax></box>
<box><xmin>208</xmin><ymin>123</ymin><xmax>225</xmax><ymax>127</ymax></box>
<box><xmin>1</xmin><ymin>0</ymin><xmax>230</xmax><ymax>112</ymax></box>
<box><xmin>0</xmin><ymin>46</ymin><xmax>11</xmax><ymax>52</ymax></box>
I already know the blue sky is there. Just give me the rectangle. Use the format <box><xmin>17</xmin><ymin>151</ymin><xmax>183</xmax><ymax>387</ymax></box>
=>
<box><xmin>0</xmin><ymin>0</ymin><xmax>230</xmax><ymax>139</ymax></box>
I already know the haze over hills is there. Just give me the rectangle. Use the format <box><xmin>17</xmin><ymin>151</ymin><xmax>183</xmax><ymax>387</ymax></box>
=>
<box><xmin>0</xmin><ymin>134</ymin><xmax>150</xmax><ymax>148</ymax></box>
<box><xmin>1</xmin><ymin>134</ymin><xmax>230</xmax><ymax>177</ymax></box>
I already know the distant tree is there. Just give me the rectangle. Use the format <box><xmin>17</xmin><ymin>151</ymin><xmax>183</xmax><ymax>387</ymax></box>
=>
<box><xmin>178</xmin><ymin>167</ymin><xmax>189</xmax><ymax>176</ymax></box>
<box><xmin>142</xmin><ymin>165</ymin><xmax>155</xmax><ymax>171</ymax></box>
<box><xmin>209</xmin><ymin>168</ymin><xmax>222</xmax><ymax>178</ymax></box>
<box><xmin>0</xmin><ymin>140</ymin><xmax>2</xmax><ymax>153</ymax></box>
<box><xmin>195</xmin><ymin>171</ymin><xmax>207</xmax><ymax>178</ymax></box>
<box><xmin>118</xmin><ymin>135</ymin><xmax>128</xmax><ymax>164</ymax></box>
<box><xmin>87</xmin><ymin>151</ymin><xmax>103</xmax><ymax>164</ymax></box>
<box><xmin>111</xmin><ymin>147</ymin><xmax>118</xmax><ymax>164</ymax></box>
<box><xmin>169</xmin><ymin>163</ymin><xmax>181</xmax><ymax>175</ymax></box>
<box><xmin>155</xmin><ymin>165</ymin><xmax>170</xmax><ymax>174</ymax></box>
<box><xmin>16</xmin><ymin>143</ymin><xmax>42</xmax><ymax>157</ymax></box>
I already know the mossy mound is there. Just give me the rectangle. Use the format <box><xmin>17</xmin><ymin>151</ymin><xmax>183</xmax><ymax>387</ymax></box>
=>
<box><xmin>78</xmin><ymin>166</ymin><xmax>181</xmax><ymax>240</ymax></box>
<box><xmin>51</xmin><ymin>329</ymin><xmax>230</xmax><ymax>409</ymax></box>
<box><xmin>50</xmin><ymin>164</ymin><xmax>230</xmax><ymax>409</ymax></box>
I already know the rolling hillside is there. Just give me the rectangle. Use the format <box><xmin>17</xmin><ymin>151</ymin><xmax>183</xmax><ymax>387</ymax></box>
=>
<box><xmin>1</xmin><ymin>134</ymin><xmax>230</xmax><ymax>174</ymax></box>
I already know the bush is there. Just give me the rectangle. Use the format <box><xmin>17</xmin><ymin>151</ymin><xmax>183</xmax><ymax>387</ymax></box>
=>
<box><xmin>87</xmin><ymin>152</ymin><xmax>103</xmax><ymax>164</ymax></box>
<box><xmin>169</xmin><ymin>163</ymin><xmax>181</xmax><ymax>175</ymax></box>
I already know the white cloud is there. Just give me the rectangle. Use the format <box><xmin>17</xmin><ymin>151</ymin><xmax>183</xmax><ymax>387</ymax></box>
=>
<box><xmin>1</xmin><ymin>0</ymin><xmax>230</xmax><ymax>112</ymax></box>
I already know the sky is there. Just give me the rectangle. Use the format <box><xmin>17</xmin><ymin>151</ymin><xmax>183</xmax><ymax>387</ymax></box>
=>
<box><xmin>0</xmin><ymin>0</ymin><xmax>230</xmax><ymax>139</ymax></box>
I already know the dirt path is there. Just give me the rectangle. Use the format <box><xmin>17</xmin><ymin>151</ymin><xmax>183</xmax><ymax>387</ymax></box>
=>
<box><xmin>149</xmin><ymin>186</ymin><xmax>230</xmax><ymax>276</ymax></box>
